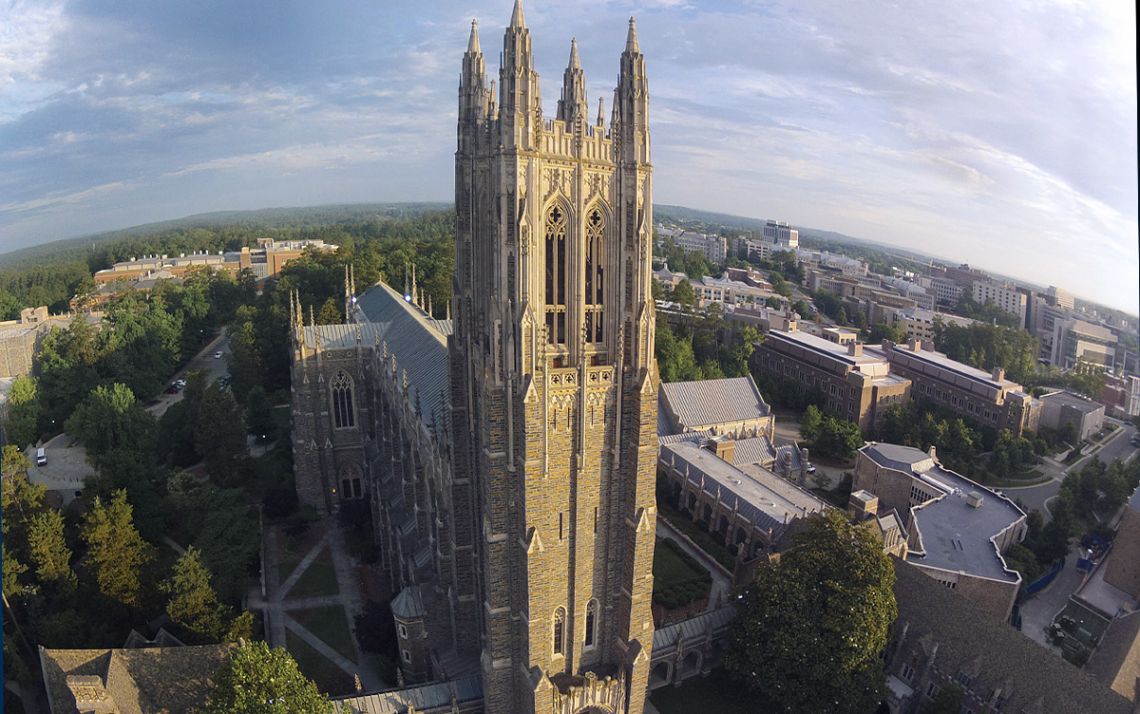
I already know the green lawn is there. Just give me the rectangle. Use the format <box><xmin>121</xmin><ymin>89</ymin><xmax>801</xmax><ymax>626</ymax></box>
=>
<box><xmin>653</xmin><ymin>538</ymin><xmax>712</xmax><ymax>610</ymax></box>
<box><xmin>657</xmin><ymin>504</ymin><xmax>737</xmax><ymax>571</ymax></box>
<box><xmin>290</xmin><ymin>605</ymin><xmax>356</xmax><ymax>662</ymax></box>
<box><xmin>287</xmin><ymin>549</ymin><xmax>340</xmax><ymax>599</ymax></box>
<box><xmin>285</xmin><ymin>629</ymin><xmax>355</xmax><ymax>696</ymax></box>
<box><xmin>650</xmin><ymin>669</ymin><xmax>762</xmax><ymax>714</ymax></box>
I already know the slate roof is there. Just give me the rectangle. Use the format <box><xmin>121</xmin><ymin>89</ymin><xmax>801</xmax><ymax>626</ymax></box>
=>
<box><xmin>333</xmin><ymin>674</ymin><xmax>483</xmax><ymax>714</ymax></box>
<box><xmin>891</xmin><ymin>560</ymin><xmax>1132</xmax><ymax>714</ymax></box>
<box><xmin>661</xmin><ymin>442</ymin><xmax>827</xmax><ymax>536</ymax></box>
<box><xmin>1086</xmin><ymin>610</ymin><xmax>1140</xmax><ymax>703</ymax></box>
<box><xmin>39</xmin><ymin>644</ymin><xmax>230</xmax><ymax>714</ymax></box>
<box><xmin>390</xmin><ymin>585</ymin><xmax>426</xmax><ymax>620</ymax></box>
<box><xmin>652</xmin><ymin>607</ymin><xmax>736</xmax><ymax>651</ymax></box>
<box><xmin>303</xmin><ymin>281</ymin><xmax>452</xmax><ymax>432</ymax></box>
<box><xmin>658</xmin><ymin>376</ymin><xmax>770</xmax><ymax>434</ymax></box>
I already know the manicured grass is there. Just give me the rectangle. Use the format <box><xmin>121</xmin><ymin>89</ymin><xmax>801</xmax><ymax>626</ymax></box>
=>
<box><xmin>657</xmin><ymin>504</ymin><xmax>737</xmax><ymax>571</ymax></box>
<box><xmin>650</xmin><ymin>669</ymin><xmax>762</xmax><ymax>714</ymax></box>
<box><xmin>285</xmin><ymin>629</ymin><xmax>355</xmax><ymax>696</ymax></box>
<box><xmin>290</xmin><ymin>605</ymin><xmax>356</xmax><ymax>662</ymax></box>
<box><xmin>653</xmin><ymin>538</ymin><xmax>712</xmax><ymax>610</ymax></box>
<box><xmin>288</xmin><ymin>550</ymin><xmax>339</xmax><ymax>599</ymax></box>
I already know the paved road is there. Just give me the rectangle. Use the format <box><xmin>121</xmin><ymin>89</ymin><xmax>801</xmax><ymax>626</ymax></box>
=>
<box><xmin>147</xmin><ymin>332</ymin><xmax>231</xmax><ymax>417</ymax></box>
<box><xmin>1003</xmin><ymin>423</ymin><xmax>1138</xmax><ymax>520</ymax></box>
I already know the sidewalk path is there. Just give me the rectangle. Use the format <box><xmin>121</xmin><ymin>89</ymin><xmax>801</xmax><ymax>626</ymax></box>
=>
<box><xmin>657</xmin><ymin>517</ymin><xmax>733</xmax><ymax>610</ymax></box>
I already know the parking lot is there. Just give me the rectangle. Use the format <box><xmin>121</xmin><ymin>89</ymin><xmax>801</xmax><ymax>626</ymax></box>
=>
<box><xmin>24</xmin><ymin>433</ymin><xmax>95</xmax><ymax>507</ymax></box>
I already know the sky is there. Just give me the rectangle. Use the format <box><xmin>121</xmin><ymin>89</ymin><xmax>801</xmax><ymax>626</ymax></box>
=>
<box><xmin>1</xmin><ymin>0</ymin><xmax>1137</xmax><ymax>313</ymax></box>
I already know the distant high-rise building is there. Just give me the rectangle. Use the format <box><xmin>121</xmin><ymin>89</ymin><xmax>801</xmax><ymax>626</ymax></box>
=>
<box><xmin>762</xmin><ymin>220</ymin><xmax>799</xmax><ymax>249</ymax></box>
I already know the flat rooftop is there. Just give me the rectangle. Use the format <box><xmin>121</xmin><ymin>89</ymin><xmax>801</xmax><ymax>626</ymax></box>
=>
<box><xmin>661</xmin><ymin>441</ymin><xmax>827</xmax><ymax>534</ymax></box>
<box><xmin>862</xmin><ymin>443</ymin><xmax>1024</xmax><ymax>583</ymax></box>
<box><xmin>1040</xmin><ymin>390</ymin><xmax>1105</xmax><ymax>414</ymax></box>
<box><xmin>882</xmin><ymin>343</ymin><xmax>1028</xmax><ymax>394</ymax></box>
<box><xmin>767</xmin><ymin>329</ymin><xmax>891</xmax><ymax>376</ymax></box>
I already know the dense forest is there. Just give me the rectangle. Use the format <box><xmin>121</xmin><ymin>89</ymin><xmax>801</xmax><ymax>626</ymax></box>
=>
<box><xmin>0</xmin><ymin>204</ymin><xmax>454</xmax><ymax>321</ymax></box>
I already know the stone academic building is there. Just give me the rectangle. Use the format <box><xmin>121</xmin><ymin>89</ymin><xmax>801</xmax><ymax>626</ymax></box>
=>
<box><xmin>292</xmin><ymin>5</ymin><xmax>659</xmax><ymax>713</ymax></box>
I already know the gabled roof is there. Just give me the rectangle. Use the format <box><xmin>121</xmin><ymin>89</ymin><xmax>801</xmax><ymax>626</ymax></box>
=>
<box><xmin>891</xmin><ymin>561</ymin><xmax>1131</xmax><ymax>714</ymax></box>
<box><xmin>659</xmin><ymin>376</ymin><xmax>770</xmax><ymax>434</ymax></box>
<box><xmin>39</xmin><ymin>644</ymin><xmax>230</xmax><ymax>714</ymax></box>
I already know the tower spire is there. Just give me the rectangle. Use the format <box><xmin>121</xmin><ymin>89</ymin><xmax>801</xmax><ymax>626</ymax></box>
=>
<box><xmin>467</xmin><ymin>18</ymin><xmax>480</xmax><ymax>54</ymax></box>
<box><xmin>558</xmin><ymin>38</ymin><xmax>588</xmax><ymax>126</ymax></box>
<box><xmin>509</xmin><ymin>0</ymin><xmax>524</xmax><ymax>28</ymax></box>
<box><xmin>626</xmin><ymin>16</ymin><xmax>640</xmax><ymax>54</ymax></box>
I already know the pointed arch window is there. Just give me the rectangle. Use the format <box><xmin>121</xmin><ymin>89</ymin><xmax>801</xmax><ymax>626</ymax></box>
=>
<box><xmin>584</xmin><ymin>208</ymin><xmax>605</xmax><ymax>343</ymax></box>
<box><xmin>545</xmin><ymin>205</ymin><xmax>568</xmax><ymax>345</ymax></box>
<box><xmin>331</xmin><ymin>372</ymin><xmax>356</xmax><ymax>429</ymax></box>
<box><xmin>553</xmin><ymin>607</ymin><xmax>566</xmax><ymax>656</ymax></box>
<box><xmin>584</xmin><ymin>599</ymin><xmax>598</xmax><ymax>649</ymax></box>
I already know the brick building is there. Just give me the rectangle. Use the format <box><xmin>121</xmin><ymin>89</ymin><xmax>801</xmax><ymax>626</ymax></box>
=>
<box><xmin>751</xmin><ymin>328</ymin><xmax>911</xmax><ymax>430</ymax></box>
<box><xmin>876</xmin><ymin>339</ymin><xmax>1039</xmax><ymax>437</ymax></box>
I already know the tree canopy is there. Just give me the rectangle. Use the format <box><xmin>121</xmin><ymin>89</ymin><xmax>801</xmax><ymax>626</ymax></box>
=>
<box><xmin>725</xmin><ymin>510</ymin><xmax>896</xmax><ymax>714</ymax></box>
<box><xmin>206</xmin><ymin>640</ymin><xmax>332</xmax><ymax>714</ymax></box>
<box><xmin>81</xmin><ymin>490</ymin><xmax>153</xmax><ymax>608</ymax></box>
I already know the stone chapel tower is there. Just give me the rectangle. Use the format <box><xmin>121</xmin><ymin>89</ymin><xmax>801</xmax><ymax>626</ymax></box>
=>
<box><xmin>450</xmin><ymin>3</ymin><xmax>658</xmax><ymax>713</ymax></box>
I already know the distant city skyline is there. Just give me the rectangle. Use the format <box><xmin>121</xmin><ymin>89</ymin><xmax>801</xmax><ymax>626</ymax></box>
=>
<box><xmin>1</xmin><ymin>1</ymin><xmax>1136</xmax><ymax>313</ymax></box>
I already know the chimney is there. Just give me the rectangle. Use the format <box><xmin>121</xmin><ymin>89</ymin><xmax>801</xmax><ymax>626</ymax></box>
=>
<box><xmin>66</xmin><ymin>675</ymin><xmax>116</xmax><ymax>713</ymax></box>
<box><xmin>966</xmin><ymin>491</ymin><xmax>985</xmax><ymax>509</ymax></box>
<box><xmin>908</xmin><ymin>338</ymin><xmax>921</xmax><ymax>351</ymax></box>
<box><xmin>707</xmin><ymin>435</ymin><xmax>735</xmax><ymax>465</ymax></box>
<box><xmin>928</xmin><ymin>445</ymin><xmax>937</xmax><ymax>461</ymax></box>
<box><xmin>848</xmin><ymin>489</ymin><xmax>879</xmax><ymax>521</ymax></box>
<box><xmin>992</xmin><ymin>366</ymin><xmax>1005</xmax><ymax>382</ymax></box>
<box><xmin>848</xmin><ymin>342</ymin><xmax>863</xmax><ymax>357</ymax></box>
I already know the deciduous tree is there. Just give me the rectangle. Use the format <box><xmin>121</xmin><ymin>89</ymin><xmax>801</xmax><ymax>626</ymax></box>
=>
<box><xmin>206</xmin><ymin>640</ymin><xmax>332</xmax><ymax>714</ymax></box>
<box><xmin>725</xmin><ymin>510</ymin><xmax>896</xmax><ymax>714</ymax></box>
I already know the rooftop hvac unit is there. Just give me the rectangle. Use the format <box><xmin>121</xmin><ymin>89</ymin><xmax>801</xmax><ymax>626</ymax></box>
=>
<box><xmin>966</xmin><ymin>491</ymin><xmax>984</xmax><ymax>509</ymax></box>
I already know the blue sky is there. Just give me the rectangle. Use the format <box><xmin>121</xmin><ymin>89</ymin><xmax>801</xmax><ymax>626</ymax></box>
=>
<box><xmin>1</xmin><ymin>0</ymin><xmax>1136</xmax><ymax>312</ymax></box>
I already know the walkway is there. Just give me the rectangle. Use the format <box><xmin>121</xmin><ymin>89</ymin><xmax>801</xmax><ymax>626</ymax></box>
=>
<box><xmin>253</xmin><ymin>520</ymin><xmax>386</xmax><ymax>691</ymax></box>
<box><xmin>657</xmin><ymin>517</ymin><xmax>732</xmax><ymax>610</ymax></box>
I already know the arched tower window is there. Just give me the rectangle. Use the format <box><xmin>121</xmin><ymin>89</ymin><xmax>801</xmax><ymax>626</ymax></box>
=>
<box><xmin>584</xmin><ymin>599</ymin><xmax>598</xmax><ymax>648</ymax></box>
<box><xmin>331</xmin><ymin>371</ymin><xmax>356</xmax><ymax>429</ymax></box>
<box><xmin>545</xmin><ymin>204</ymin><xmax>568</xmax><ymax>345</ymax></box>
<box><xmin>553</xmin><ymin>607</ymin><xmax>566</xmax><ymax>656</ymax></box>
<box><xmin>584</xmin><ymin>208</ymin><xmax>605</xmax><ymax>343</ymax></box>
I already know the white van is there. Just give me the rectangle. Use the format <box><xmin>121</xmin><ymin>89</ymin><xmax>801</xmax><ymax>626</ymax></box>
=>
<box><xmin>35</xmin><ymin>447</ymin><xmax>47</xmax><ymax>467</ymax></box>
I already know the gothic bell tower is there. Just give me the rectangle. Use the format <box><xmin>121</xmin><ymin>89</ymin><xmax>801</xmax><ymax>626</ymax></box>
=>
<box><xmin>450</xmin><ymin>2</ymin><xmax>658</xmax><ymax>713</ymax></box>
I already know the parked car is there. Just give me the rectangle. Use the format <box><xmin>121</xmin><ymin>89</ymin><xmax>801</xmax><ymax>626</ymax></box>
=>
<box><xmin>165</xmin><ymin>384</ymin><xmax>179</xmax><ymax>394</ymax></box>
<box><xmin>805</xmin><ymin>462</ymin><xmax>817</xmax><ymax>474</ymax></box>
<box><xmin>213</xmin><ymin>350</ymin><xmax>223</xmax><ymax>359</ymax></box>
<box><xmin>35</xmin><ymin>447</ymin><xmax>47</xmax><ymax>467</ymax></box>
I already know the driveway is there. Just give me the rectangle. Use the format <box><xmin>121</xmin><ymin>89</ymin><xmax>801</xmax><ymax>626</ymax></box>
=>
<box><xmin>1017</xmin><ymin>551</ymin><xmax>1081</xmax><ymax>653</ymax></box>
